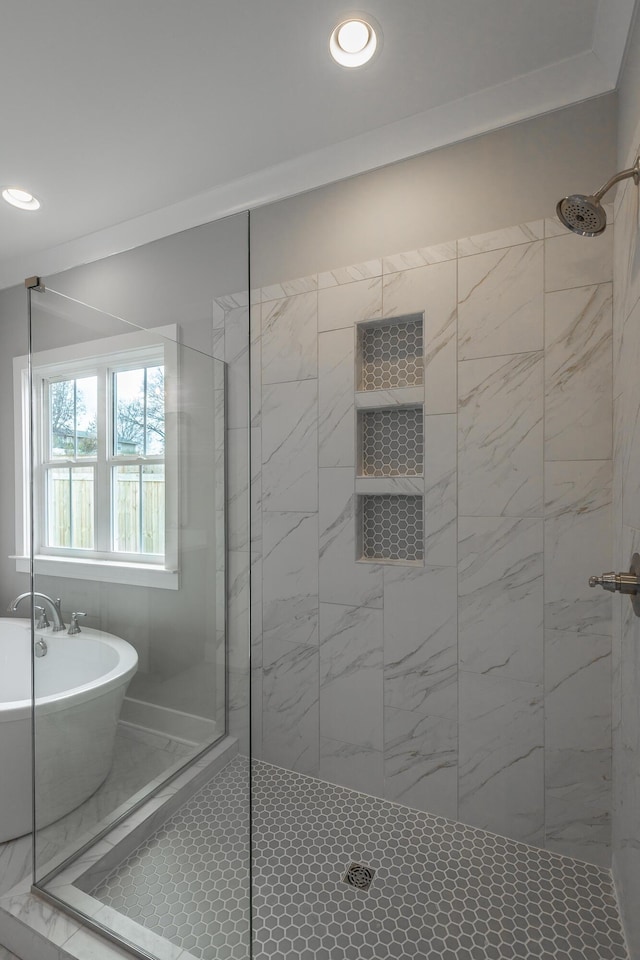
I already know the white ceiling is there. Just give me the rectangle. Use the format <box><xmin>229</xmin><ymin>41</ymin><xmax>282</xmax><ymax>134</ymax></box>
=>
<box><xmin>0</xmin><ymin>0</ymin><xmax>636</xmax><ymax>287</ymax></box>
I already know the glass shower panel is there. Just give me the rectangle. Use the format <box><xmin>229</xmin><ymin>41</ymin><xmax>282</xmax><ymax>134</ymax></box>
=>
<box><xmin>22</xmin><ymin>210</ymin><xmax>251</xmax><ymax>960</ymax></box>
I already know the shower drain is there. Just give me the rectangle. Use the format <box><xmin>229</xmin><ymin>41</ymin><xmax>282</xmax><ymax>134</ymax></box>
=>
<box><xmin>343</xmin><ymin>862</ymin><xmax>376</xmax><ymax>891</ymax></box>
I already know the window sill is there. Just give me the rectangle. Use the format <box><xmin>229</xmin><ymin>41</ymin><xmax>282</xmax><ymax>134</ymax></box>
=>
<box><xmin>13</xmin><ymin>555</ymin><xmax>179</xmax><ymax>590</ymax></box>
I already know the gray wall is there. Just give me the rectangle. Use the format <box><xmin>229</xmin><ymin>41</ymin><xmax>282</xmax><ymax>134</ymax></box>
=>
<box><xmin>0</xmin><ymin>216</ymin><xmax>250</xmax><ymax>732</ymax></box>
<box><xmin>251</xmin><ymin>94</ymin><xmax>617</xmax><ymax>288</ymax></box>
<box><xmin>613</xmin><ymin>7</ymin><xmax>640</xmax><ymax>955</ymax></box>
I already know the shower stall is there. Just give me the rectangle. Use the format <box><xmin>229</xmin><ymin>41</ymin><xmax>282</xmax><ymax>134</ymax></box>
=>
<box><xmin>0</xmin><ymin>165</ymin><xmax>636</xmax><ymax>960</ymax></box>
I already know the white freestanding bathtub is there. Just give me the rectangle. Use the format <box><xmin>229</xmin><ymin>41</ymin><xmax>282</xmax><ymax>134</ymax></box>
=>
<box><xmin>0</xmin><ymin>618</ymin><xmax>138</xmax><ymax>842</ymax></box>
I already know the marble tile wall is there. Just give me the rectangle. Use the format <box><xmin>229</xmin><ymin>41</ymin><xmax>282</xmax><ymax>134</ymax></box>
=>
<box><xmin>251</xmin><ymin>217</ymin><xmax>614</xmax><ymax>866</ymax></box>
<box><xmin>611</xmin><ymin>157</ymin><xmax>640</xmax><ymax>957</ymax></box>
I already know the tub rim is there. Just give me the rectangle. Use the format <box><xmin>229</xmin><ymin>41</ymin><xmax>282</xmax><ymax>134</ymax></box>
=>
<box><xmin>0</xmin><ymin>618</ymin><xmax>138</xmax><ymax>722</ymax></box>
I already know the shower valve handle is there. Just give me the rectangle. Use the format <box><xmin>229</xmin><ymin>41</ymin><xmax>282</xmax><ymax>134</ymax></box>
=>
<box><xmin>588</xmin><ymin>571</ymin><xmax>640</xmax><ymax>594</ymax></box>
<box><xmin>589</xmin><ymin>554</ymin><xmax>640</xmax><ymax>618</ymax></box>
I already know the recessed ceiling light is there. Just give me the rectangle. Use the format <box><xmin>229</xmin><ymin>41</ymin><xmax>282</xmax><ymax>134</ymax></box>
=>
<box><xmin>2</xmin><ymin>187</ymin><xmax>40</xmax><ymax>211</ymax></box>
<box><xmin>330</xmin><ymin>15</ymin><xmax>380</xmax><ymax>68</ymax></box>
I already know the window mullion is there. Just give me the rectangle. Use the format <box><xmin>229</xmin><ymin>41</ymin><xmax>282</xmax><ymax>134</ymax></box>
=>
<box><xmin>96</xmin><ymin>367</ymin><xmax>110</xmax><ymax>553</ymax></box>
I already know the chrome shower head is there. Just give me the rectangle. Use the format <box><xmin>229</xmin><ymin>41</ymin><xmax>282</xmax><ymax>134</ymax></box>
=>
<box><xmin>556</xmin><ymin>195</ymin><xmax>607</xmax><ymax>237</ymax></box>
<box><xmin>556</xmin><ymin>157</ymin><xmax>640</xmax><ymax>238</ymax></box>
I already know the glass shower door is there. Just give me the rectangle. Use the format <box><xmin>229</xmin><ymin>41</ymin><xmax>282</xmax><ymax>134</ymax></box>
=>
<box><xmin>22</xmin><ymin>211</ymin><xmax>251</xmax><ymax>960</ymax></box>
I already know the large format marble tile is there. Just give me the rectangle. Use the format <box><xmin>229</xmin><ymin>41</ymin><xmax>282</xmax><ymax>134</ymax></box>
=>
<box><xmin>545</xmin><ymin>630</ymin><xmax>611</xmax><ymax>752</ymax></box>
<box><xmin>458</xmin><ymin>352</ymin><xmax>543</xmax><ymax>517</ymax></box>
<box><xmin>458</xmin><ymin>241</ymin><xmax>543</xmax><ymax>359</ymax></box>
<box><xmin>227</xmin><ymin>426</ymin><xmax>249</xmax><ymax>553</ymax></box>
<box><xmin>224</xmin><ymin>304</ymin><xmax>250</xmax><ymax>431</ymax></box>
<box><xmin>382</xmin><ymin>240</ymin><xmax>457</xmax><ymax>273</ymax></box>
<box><xmin>319</xmin><ymin>467</ymin><xmax>383</xmax><ymax>608</ymax></box>
<box><xmin>262</xmin><ymin>379</ymin><xmax>318</xmax><ymax>512</ymax></box>
<box><xmin>545</xmin><ymin>229</ymin><xmax>613</xmax><ymax>292</ymax></box>
<box><xmin>383</xmin><ymin>565</ymin><xmax>457</xmax><ymax>721</ymax></box>
<box><xmin>319</xmin><ymin>328</ymin><xmax>356</xmax><ymax>468</ymax></box>
<box><xmin>544</xmin><ymin>629</ymin><xmax>612</xmax><ymax>865</ymax></box>
<box><xmin>319</xmin><ymin>603</ymin><xmax>383</xmax><ymax>750</ymax></box>
<box><xmin>545</xmin><ymin>282</ymin><xmax>613</xmax><ymax>461</ymax></box>
<box><xmin>545</xmin><ymin>748</ymin><xmax>612</xmax><ymax>867</ymax></box>
<box><xmin>317</xmin><ymin>276</ymin><xmax>382</xmax><ymax>332</ymax></box>
<box><xmin>262</xmin><ymin>511</ymin><xmax>319</xmax><ymax>647</ymax></box>
<box><xmin>384</xmin><ymin>707</ymin><xmax>457</xmax><ymax>819</ymax></box>
<box><xmin>458</xmin><ymin>671</ymin><xmax>544</xmax><ymax>845</ymax></box>
<box><xmin>318</xmin><ymin>260</ymin><xmax>382</xmax><ymax>289</ymax></box>
<box><xmin>458</xmin><ymin>517</ymin><xmax>543</xmax><ymax>684</ymax></box>
<box><xmin>612</xmin><ymin>176</ymin><xmax>640</xmax><ymax>322</ymax></box>
<box><xmin>457</xmin><ymin>221</ymin><xmax>544</xmax><ymax>256</ymax></box>
<box><xmin>620</xmin><ymin>299</ymin><xmax>640</xmax><ymax>530</ymax></box>
<box><xmin>319</xmin><ymin>738</ymin><xmax>384</xmax><ymax>796</ymax></box>
<box><xmin>382</xmin><ymin>260</ymin><xmax>457</xmax><ymax>414</ymax></box>
<box><xmin>261</xmin><ymin>291</ymin><xmax>317</xmax><ymax>384</ymax></box>
<box><xmin>261</xmin><ymin>274</ymin><xmax>317</xmax><ymax>302</ymax></box>
<box><xmin>227</xmin><ymin>550</ymin><xmax>250</xmax><ymax>674</ymax></box>
<box><xmin>424</xmin><ymin>414</ymin><xmax>456</xmax><ymax>566</ymax></box>
<box><xmin>262</xmin><ymin>636</ymin><xmax>319</xmax><ymax>776</ymax></box>
<box><xmin>250</xmin><ymin>302</ymin><xmax>262</xmax><ymax>427</ymax></box>
<box><xmin>544</xmin><ymin>460</ymin><xmax>612</xmax><ymax>637</ymax></box>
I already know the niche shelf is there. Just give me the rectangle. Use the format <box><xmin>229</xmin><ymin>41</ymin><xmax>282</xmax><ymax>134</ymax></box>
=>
<box><xmin>359</xmin><ymin>494</ymin><xmax>424</xmax><ymax>563</ymax></box>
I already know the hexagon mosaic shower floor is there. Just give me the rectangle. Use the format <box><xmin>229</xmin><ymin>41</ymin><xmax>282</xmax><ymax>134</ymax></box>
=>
<box><xmin>90</xmin><ymin>756</ymin><xmax>629</xmax><ymax>960</ymax></box>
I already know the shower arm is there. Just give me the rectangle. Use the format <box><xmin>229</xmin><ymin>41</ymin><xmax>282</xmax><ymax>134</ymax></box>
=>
<box><xmin>592</xmin><ymin>157</ymin><xmax>640</xmax><ymax>202</ymax></box>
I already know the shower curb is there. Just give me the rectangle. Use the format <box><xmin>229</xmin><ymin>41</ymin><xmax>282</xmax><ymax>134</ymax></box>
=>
<box><xmin>0</xmin><ymin>736</ymin><xmax>239</xmax><ymax>960</ymax></box>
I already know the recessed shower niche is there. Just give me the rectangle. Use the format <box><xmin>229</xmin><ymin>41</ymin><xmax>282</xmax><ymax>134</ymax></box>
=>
<box><xmin>357</xmin><ymin>314</ymin><xmax>423</xmax><ymax>391</ymax></box>
<box><xmin>355</xmin><ymin>314</ymin><xmax>425</xmax><ymax>564</ymax></box>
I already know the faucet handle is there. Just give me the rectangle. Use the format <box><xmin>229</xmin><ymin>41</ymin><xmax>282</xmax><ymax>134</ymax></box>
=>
<box><xmin>35</xmin><ymin>605</ymin><xmax>50</xmax><ymax>630</ymax></box>
<box><xmin>67</xmin><ymin>612</ymin><xmax>86</xmax><ymax>635</ymax></box>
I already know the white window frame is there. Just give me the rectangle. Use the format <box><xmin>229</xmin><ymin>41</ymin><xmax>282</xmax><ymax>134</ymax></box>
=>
<box><xmin>14</xmin><ymin>325</ymin><xmax>179</xmax><ymax>590</ymax></box>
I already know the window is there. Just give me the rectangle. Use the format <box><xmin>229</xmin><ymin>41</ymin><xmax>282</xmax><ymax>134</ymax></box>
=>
<box><xmin>14</xmin><ymin>327</ymin><xmax>178</xmax><ymax>589</ymax></box>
